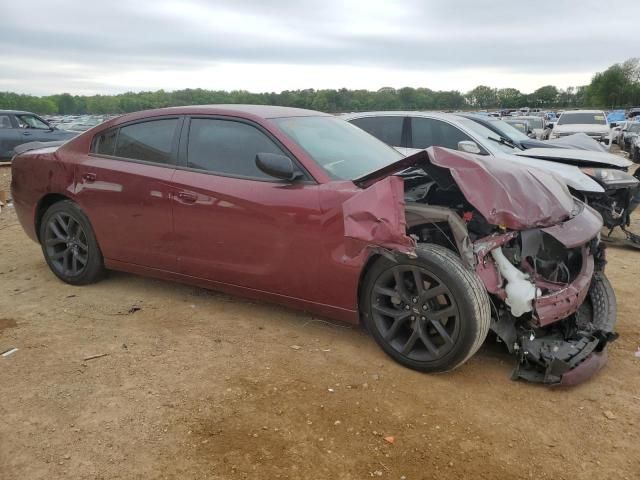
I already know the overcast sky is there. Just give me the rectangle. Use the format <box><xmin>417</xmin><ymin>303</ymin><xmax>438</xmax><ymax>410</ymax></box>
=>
<box><xmin>1</xmin><ymin>0</ymin><xmax>638</xmax><ymax>96</ymax></box>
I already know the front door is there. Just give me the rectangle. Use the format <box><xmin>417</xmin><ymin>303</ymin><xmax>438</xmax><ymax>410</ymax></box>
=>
<box><xmin>171</xmin><ymin>117</ymin><xmax>323</xmax><ymax>301</ymax></box>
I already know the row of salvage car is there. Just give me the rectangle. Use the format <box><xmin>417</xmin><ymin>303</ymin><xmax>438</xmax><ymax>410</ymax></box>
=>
<box><xmin>9</xmin><ymin>105</ymin><xmax>637</xmax><ymax>387</ymax></box>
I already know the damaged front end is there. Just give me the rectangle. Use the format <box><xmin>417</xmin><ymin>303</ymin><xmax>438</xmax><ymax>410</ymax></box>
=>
<box><xmin>352</xmin><ymin>146</ymin><xmax>618</xmax><ymax>385</ymax></box>
<box><xmin>473</xmin><ymin>205</ymin><xmax>617</xmax><ymax>385</ymax></box>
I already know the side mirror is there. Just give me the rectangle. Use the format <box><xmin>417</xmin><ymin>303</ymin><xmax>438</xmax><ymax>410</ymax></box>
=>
<box><xmin>255</xmin><ymin>153</ymin><xmax>303</xmax><ymax>181</ymax></box>
<box><xmin>457</xmin><ymin>140</ymin><xmax>482</xmax><ymax>154</ymax></box>
<box><xmin>547</xmin><ymin>123</ymin><xmax>553</xmax><ymax>130</ymax></box>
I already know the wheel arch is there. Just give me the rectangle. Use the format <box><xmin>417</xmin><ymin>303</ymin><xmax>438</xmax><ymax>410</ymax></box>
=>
<box><xmin>356</xmin><ymin>251</ymin><xmax>385</xmax><ymax>324</ymax></box>
<box><xmin>35</xmin><ymin>193</ymin><xmax>74</xmax><ymax>242</ymax></box>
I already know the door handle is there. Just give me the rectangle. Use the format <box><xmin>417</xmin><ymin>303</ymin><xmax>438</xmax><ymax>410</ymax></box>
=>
<box><xmin>82</xmin><ymin>173</ymin><xmax>97</xmax><ymax>183</ymax></box>
<box><xmin>22</xmin><ymin>132</ymin><xmax>32</xmax><ymax>136</ymax></box>
<box><xmin>177</xmin><ymin>191</ymin><xmax>197</xmax><ymax>203</ymax></box>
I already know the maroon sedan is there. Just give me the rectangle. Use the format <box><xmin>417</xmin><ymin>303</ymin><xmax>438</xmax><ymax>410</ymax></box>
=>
<box><xmin>10</xmin><ymin>105</ymin><xmax>617</xmax><ymax>384</ymax></box>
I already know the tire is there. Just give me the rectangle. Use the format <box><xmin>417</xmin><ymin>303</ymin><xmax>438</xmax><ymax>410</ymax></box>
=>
<box><xmin>576</xmin><ymin>272</ymin><xmax>617</xmax><ymax>333</ymax></box>
<box><xmin>633</xmin><ymin>147</ymin><xmax>640</xmax><ymax>163</ymax></box>
<box><xmin>39</xmin><ymin>200</ymin><xmax>105</xmax><ymax>285</ymax></box>
<box><xmin>361</xmin><ymin>244</ymin><xmax>491</xmax><ymax>373</ymax></box>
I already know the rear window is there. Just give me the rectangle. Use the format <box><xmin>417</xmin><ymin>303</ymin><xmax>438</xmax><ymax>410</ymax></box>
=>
<box><xmin>349</xmin><ymin>116</ymin><xmax>404</xmax><ymax>146</ymax></box>
<box><xmin>114</xmin><ymin>119</ymin><xmax>178</xmax><ymax>164</ymax></box>
<box><xmin>0</xmin><ymin>115</ymin><xmax>13</xmax><ymax>129</ymax></box>
<box><xmin>92</xmin><ymin>129</ymin><xmax>117</xmax><ymax>155</ymax></box>
<box><xmin>557</xmin><ymin>113</ymin><xmax>606</xmax><ymax>125</ymax></box>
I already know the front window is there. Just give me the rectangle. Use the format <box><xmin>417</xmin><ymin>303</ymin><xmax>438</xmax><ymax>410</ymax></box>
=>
<box><xmin>273</xmin><ymin>116</ymin><xmax>403</xmax><ymax>180</ymax></box>
<box><xmin>628</xmin><ymin>124</ymin><xmax>640</xmax><ymax>133</ymax></box>
<box><xmin>15</xmin><ymin>114</ymin><xmax>50</xmax><ymax>130</ymax></box>
<box><xmin>557</xmin><ymin>112</ymin><xmax>607</xmax><ymax>125</ymax></box>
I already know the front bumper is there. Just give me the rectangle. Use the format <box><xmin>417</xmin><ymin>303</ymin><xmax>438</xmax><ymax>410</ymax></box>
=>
<box><xmin>474</xmin><ymin>203</ymin><xmax>617</xmax><ymax>385</ymax></box>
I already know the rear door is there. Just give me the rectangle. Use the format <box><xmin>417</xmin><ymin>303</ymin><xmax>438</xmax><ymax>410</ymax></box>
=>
<box><xmin>74</xmin><ymin>117</ymin><xmax>181</xmax><ymax>270</ymax></box>
<box><xmin>171</xmin><ymin>116</ymin><xmax>323</xmax><ymax>300</ymax></box>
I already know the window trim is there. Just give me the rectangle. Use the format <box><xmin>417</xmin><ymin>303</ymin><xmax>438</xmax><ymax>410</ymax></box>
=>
<box><xmin>89</xmin><ymin>115</ymin><xmax>184</xmax><ymax>167</ymax></box>
<box><xmin>177</xmin><ymin>115</ymin><xmax>316</xmax><ymax>184</ymax></box>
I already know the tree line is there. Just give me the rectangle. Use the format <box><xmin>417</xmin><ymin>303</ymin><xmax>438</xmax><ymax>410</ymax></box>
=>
<box><xmin>1</xmin><ymin>58</ymin><xmax>639</xmax><ymax>115</ymax></box>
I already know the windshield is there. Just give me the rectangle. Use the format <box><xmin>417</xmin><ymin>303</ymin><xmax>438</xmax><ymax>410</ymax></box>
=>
<box><xmin>557</xmin><ymin>112</ymin><xmax>607</xmax><ymax>125</ymax></box>
<box><xmin>273</xmin><ymin>116</ymin><xmax>403</xmax><ymax>180</ymax></box>
<box><xmin>458</xmin><ymin>117</ymin><xmax>520</xmax><ymax>153</ymax></box>
<box><xmin>488</xmin><ymin>119</ymin><xmax>530</xmax><ymax>141</ymax></box>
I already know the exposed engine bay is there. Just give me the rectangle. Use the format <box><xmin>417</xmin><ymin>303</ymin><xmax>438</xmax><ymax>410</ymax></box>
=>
<box><xmin>396</xmin><ymin>148</ymin><xmax>618</xmax><ymax>385</ymax></box>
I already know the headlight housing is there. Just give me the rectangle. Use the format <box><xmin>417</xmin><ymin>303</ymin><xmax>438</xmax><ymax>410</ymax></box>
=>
<box><xmin>581</xmin><ymin>168</ymin><xmax>640</xmax><ymax>188</ymax></box>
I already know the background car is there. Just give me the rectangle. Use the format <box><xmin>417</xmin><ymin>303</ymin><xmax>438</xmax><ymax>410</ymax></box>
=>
<box><xmin>550</xmin><ymin>109</ymin><xmax>612</xmax><ymax>149</ymax></box>
<box><xmin>0</xmin><ymin>110</ymin><xmax>77</xmax><ymax>160</ymax></box>
<box><xmin>621</xmin><ymin>122</ymin><xmax>640</xmax><ymax>152</ymax></box>
<box><xmin>343</xmin><ymin>111</ymin><xmax>640</xmax><ymax>246</ymax></box>
<box><xmin>505</xmin><ymin>115</ymin><xmax>551</xmax><ymax>139</ymax></box>
<box><xmin>459</xmin><ymin>113</ymin><xmax>606</xmax><ymax>151</ymax></box>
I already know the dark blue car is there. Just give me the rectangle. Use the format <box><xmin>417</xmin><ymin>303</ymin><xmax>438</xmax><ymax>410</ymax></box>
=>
<box><xmin>0</xmin><ymin>110</ymin><xmax>77</xmax><ymax>160</ymax></box>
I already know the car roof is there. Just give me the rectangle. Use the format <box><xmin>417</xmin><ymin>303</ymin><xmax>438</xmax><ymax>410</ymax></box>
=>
<box><xmin>341</xmin><ymin>111</ymin><xmax>459</xmax><ymax>121</ymax></box>
<box><xmin>0</xmin><ymin>110</ymin><xmax>34</xmax><ymax>115</ymax></box>
<box><xmin>507</xmin><ymin>116</ymin><xmax>541</xmax><ymax>120</ymax></box>
<box><xmin>111</xmin><ymin>105</ymin><xmax>329</xmax><ymax>124</ymax></box>
<box><xmin>559</xmin><ymin>110</ymin><xmax>604</xmax><ymax>114</ymax></box>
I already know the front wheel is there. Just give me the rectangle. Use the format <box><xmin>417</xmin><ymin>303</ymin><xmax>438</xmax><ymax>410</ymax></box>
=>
<box><xmin>39</xmin><ymin>200</ymin><xmax>105</xmax><ymax>285</ymax></box>
<box><xmin>361</xmin><ymin>244</ymin><xmax>491</xmax><ymax>373</ymax></box>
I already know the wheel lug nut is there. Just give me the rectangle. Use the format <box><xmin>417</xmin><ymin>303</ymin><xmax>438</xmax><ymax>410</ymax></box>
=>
<box><xmin>412</xmin><ymin>297</ymin><xmax>418</xmax><ymax>303</ymax></box>
<box><xmin>422</xmin><ymin>305</ymin><xmax>427</xmax><ymax>310</ymax></box>
<box><xmin>421</xmin><ymin>316</ymin><xmax>426</xmax><ymax>321</ymax></box>
<box><xmin>404</xmin><ymin>305</ymin><xmax>410</xmax><ymax>310</ymax></box>
<box><xmin>410</xmin><ymin>316</ymin><xmax>415</xmax><ymax>321</ymax></box>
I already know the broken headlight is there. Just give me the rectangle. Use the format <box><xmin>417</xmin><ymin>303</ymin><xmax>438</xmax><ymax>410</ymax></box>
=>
<box><xmin>581</xmin><ymin>168</ymin><xmax>640</xmax><ymax>188</ymax></box>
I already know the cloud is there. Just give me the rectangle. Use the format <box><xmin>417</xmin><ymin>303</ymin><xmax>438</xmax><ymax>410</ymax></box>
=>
<box><xmin>0</xmin><ymin>0</ymin><xmax>637</xmax><ymax>95</ymax></box>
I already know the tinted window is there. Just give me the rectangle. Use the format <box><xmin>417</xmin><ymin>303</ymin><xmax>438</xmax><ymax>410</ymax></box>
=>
<box><xmin>0</xmin><ymin>115</ymin><xmax>12</xmax><ymax>129</ymax></box>
<box><xmin>411</xmin><ymin>118</ymin><xmax>473</xmax><ymax>150</ymax></box>
<box><xmin>411</xmin><ymin>117</ymin><xmax>437</xmax><ymax>148</ymax></box>
<box><xmin>115</xmin><ymin>119</ymin><xmax>178</xmax><ymax>164</ymax></box>
<box><xmin>187</xmin><ymin>119</ymin><xmax>286</xmax><ymax>179</ymax></box>
<box><xmin>349</xmin><ymin>116</ymin><xmax>404</xmax><ymax>146</ymax></box>
<box><xmin>436</xmin><ymin>121</ymin><xmax>474</xmax><ymax>150</ymax></box>
<box><xmin>92</xmin><ymin>129</ymin><xmax>117</xmax><ymax>155</ymax></box>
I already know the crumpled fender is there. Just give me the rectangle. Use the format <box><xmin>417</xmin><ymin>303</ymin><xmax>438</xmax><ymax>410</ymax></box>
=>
<box><xmin>343</xmin><ymin>176</ymin><xmax>415</xmax><ymax>255</ymax></box>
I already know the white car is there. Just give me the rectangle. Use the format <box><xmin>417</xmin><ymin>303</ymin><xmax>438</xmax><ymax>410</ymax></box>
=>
<box><xmin>550</xmin><ymin>110</ymin><xmax>612</xmax><ymax>150</ymax></box>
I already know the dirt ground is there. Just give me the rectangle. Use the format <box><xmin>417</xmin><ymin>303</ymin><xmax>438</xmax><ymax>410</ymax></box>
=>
<box><xmin>1</xmin><ymin>158</ymin><xmax>639</xmax><ymax>480</ymax></box>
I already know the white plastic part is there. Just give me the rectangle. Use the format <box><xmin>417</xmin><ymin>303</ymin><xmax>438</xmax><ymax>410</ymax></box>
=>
<box><xmin>491</xmin><ymin>247</ymin><xmax>541</xmax><ymax>317</ymax></box>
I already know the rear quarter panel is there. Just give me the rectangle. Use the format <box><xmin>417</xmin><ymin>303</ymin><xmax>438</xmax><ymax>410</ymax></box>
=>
<box><xmin>11</xmin><ymin>147</ymin><xmax>76</xmax><ymax>242</ymax></box>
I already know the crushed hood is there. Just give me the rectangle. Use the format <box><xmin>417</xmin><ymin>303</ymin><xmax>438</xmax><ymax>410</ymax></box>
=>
<box><xmin>354</xmin><ymin>146</ymin><xmax>576</xmax><ymax>230</ymax></box>
<box><xmin>514</xmin><ymin>147</ymin><xmax>631</xmax><ymax>168</ymax></box>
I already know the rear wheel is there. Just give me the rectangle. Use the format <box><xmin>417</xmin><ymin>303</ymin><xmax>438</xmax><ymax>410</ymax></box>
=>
<box><xmin>39</xmin><ymin>200</ymin><xmax>104</xmax><ymax>285</ymax></box>
<box><xmin>361</xmin><ymin>244</ymin><xmax>491</xmax><ymax>373</ymax></box>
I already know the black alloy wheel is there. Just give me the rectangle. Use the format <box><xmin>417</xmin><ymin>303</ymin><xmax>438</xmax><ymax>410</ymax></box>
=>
<box><xmin>39</xmin><ymin>200</ymin><xmax>104</xmax><ymax>285</ymax></box>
